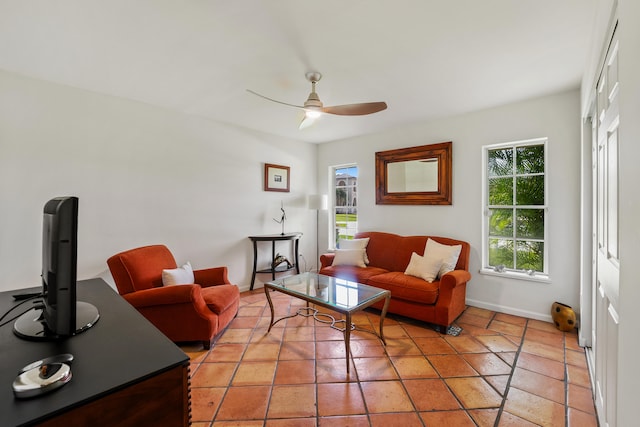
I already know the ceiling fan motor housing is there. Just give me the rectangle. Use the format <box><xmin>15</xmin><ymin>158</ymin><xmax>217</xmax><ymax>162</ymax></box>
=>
<box><xmin>304</xmin><ymin>72</ymin><xmax>323</xmax><ymax>109</ymax></box>
<box><xmin>304</xmin><ymin>91</ymin><xmax>323</xmax><ymax>109</ymax></box>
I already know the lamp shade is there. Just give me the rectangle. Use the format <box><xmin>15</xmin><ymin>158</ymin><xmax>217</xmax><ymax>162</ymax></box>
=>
<box><xmin>308</xmin><ymin>194</ymin><xmax>328</xmax><ymax>210</ymax></box>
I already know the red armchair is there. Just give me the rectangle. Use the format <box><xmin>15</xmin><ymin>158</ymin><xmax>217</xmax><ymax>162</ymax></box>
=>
<box><xmin>107</xmin><ymin>245</ymin><xmax>240</xmax><ymax>349</ymax></box>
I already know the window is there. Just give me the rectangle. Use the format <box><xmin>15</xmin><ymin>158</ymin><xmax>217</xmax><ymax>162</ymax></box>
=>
<box><xmin>482</xmin><ymin>138</ymin><xmax>548</xmax><ymax>280</ymax></box>
<box><xmin>331</xmin><ymin>165</ymin><xmax>358</xmax><ymax>248</ymax></box>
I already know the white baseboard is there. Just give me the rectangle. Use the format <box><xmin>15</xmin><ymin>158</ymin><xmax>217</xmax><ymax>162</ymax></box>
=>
<box><xmin>465</xmin><ymin>298</ymin><xmax>553</xmax><ymax>323</ymax></box>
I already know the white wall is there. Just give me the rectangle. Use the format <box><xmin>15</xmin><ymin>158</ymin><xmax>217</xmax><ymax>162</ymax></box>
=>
<box><xmin>578</xmin><ymin>1</ymin><xmax>640</xmax><ymax>423</ymax></box>
<box><xmin>613</xmin><ymin>0</ymin><xmax>640</xmax><ymax>423</ymax></box>
<box><xmin>1</xmin><ymin>68</ymin><xmax>584</xmax><ymax>322</ymax></box>
<box><xmin>318</xmin><ymin>90</ymin><xmax>581</xmax><ymax>321</ymax></box>
<box><xmin>0</xmin><ymin>70</ymin><xmax>318</xmax><ymax>292</ymax></box>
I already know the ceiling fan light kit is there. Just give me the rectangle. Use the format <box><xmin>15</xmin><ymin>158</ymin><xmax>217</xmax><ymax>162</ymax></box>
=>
<box><xmin>248</xmin><ymin>71</ymin><xmax>387</xmax><ymax>128</ymax></box>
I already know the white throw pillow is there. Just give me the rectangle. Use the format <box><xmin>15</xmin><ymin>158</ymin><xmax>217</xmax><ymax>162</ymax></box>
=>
<box><xmin>338</xmin><ymin>237</ymin><xmax>370</xmax><ymax>264</ymax></box>
<box><xmin>404</xmin><ymin>252</ymin><xmax>442</xmax><ymax>283</ymax></box>
<box><xmin>162</xmin><ymin>262</ymin><xmax>195</xmax><ymax>286</ymax></box>
<box><xmin>424</xmin><ymin>238</ymin><xmax>462</xmax><ymax>278</ymax></box>
<box><xmin>331</xmin><ymin>249</ymin><xmax>367</xmax><ymax>268</ymax></box>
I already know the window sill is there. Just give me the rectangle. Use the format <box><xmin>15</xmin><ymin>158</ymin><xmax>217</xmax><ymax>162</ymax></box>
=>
<box><xmin>479</xmin><ymin>268</ymin><xmax>550</xmax><ymax>284</ymax></box>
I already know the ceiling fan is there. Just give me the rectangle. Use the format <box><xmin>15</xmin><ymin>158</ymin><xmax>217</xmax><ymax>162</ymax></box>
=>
<box><xmin>247</xmin><ymin>71</ymin><xmax>387</xmax><ymax>129</ymax></box>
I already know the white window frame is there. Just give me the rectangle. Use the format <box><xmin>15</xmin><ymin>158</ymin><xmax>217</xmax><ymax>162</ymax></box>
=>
<box><xmin>329</xmin><ymin>163</ymin><xmax>358</xmax><ymax>249</ymax></box>
<box><xmin>481</xmin><ymin>137</ymin><xmax>550</xmax><ymax>283</ymax></box>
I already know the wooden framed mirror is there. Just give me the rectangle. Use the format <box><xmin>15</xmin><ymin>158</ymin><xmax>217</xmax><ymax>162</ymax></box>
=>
<box><xmin>375</xmin><ymin>141</ymin><xmax>452</xmax><ymax>205</ymax></box>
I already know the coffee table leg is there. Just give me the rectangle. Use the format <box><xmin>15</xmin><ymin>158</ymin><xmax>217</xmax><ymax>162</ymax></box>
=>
<box><xmin>344</xmin><ymin>312</ymin><xmax>351</xmax><ymax>373</ymax></box>
<box><xmin>264</xmin><ymin>286</ymin><xmax>275</xmax><ymax>332</ymax></box>
<box><xmin>378</xmin><ymin>293</ymin><xmax>391</xmax><ymax>345</ymax></box>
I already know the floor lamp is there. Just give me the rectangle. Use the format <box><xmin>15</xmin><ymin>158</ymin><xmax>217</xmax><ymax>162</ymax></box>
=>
<box><xmin>308</xmin><ymin>194</ymin><xmax>328</xmax><ymax>272</ymax></box>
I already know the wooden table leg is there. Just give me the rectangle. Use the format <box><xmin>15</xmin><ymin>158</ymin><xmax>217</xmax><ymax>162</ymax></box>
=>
<box><xmin>271</xmin><ymin>241</ymin><xmax>276</xmax><ymax>280</ymax></box>
<box><xmin>250</xmin><ymin>241</ymin><xmax>258</xmax><ymax>290</ymax></box>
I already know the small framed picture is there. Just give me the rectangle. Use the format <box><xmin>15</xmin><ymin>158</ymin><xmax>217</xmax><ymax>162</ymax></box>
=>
<box><xmin>264</xmin><ymin>163</ymin><xmax>290</xmax><ymax>192</ymax></box>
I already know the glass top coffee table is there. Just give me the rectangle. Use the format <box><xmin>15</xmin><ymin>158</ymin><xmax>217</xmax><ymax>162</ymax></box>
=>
<box><xmin>264</xmin><ymin>272</ymin><xmax>391</xmax><ymax>373</ymax></box>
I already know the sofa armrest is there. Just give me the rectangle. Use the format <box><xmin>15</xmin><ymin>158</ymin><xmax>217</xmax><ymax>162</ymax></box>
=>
<box><xmin>437</xmin><ymin>269</ymin><xmax>471</xmax><ymax>308</ymax></box>
<box><xmin>439</xmin><ymin>269</ymin><xmax>472</xmax><ymax>291</ymax></box>
<box><xmin>320</xmin><ymin>253</ymin><xmax>335</xmax><ymax>269</ymax></box>
<box><xmin>194</xmin><ymin>266</ymin><xmax>230</xmax><ymax>287</ymax></box>
<box><xmin>434</xmin><ymin>269</ymin><xmax>471</xmax><ymax>326</ymax></box>
<box><xmin>124</xmin><ymin>284</ymin><xmax>203</xmax><ymax>309</ymax></box>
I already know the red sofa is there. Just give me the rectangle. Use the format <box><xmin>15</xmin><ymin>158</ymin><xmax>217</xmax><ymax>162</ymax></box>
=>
<box><xmin>107</xmin><ymin>245</ymin><xmax>240</xmax><ymax>349</ymax></box>
<box><xmin>319</xmin><ymin>231</ymin><xmax>471</xmax><ymax>328</ymax></box>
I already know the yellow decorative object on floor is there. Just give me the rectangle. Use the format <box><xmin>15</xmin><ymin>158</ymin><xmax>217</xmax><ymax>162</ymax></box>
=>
<box><xmin>551</xmin><ymin>301</ymin><xmax>577</xmax><ymax>331</ymax></box>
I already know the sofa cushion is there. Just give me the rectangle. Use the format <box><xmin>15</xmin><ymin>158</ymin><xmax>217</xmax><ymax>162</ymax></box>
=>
<box><xmin>354</xmin><ymin>232</ymin><xmax>428</xmax><ymax>272</ymax></box>
<box><xmin>404</xmin><ymin>252</ymin><xmax>442</xmax><ymax>283</ymax></box>
<box><xmin>367</xmin><ymin>272</ymin><xmax>439</xmax><ymax>305</ymax></box>
<box><xmin>162</xmin><ymin>262</ymin><xmax>195</xmax><ymax>286</ymax></box>
<box><xmin>423</xmin><ymin>238</ymin><xmax>462</xmax><ymax>278</ymax></box>
<box><xmin>338</xmin><ymin>238</ymin><xmax>370</xmax><ymax>264</ymax></box>
<box><xmin>332</xmin><ymin>249</ymin><xmax>367</xmax><ymax>267</ymax></box>
<box><xmin>319</xmin><ymin>265</ymin><xmax>389</xmax><ymax>284</ymax></box>
<box><xmin>353</xmin><ymin>232</ymin><xmax>470</xmax><ymax>272</ymax></box>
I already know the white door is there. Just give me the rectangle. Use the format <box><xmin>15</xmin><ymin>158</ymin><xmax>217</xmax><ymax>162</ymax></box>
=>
<box><xmin>592</xmin><ymin>25</ymin><xmax>619</xmax><ymax>427</ymax></box>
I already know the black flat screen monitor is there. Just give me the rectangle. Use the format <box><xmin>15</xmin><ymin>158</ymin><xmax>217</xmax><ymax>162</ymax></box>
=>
<box><xmin>13</xmin><ymin>196</ymin><xmax>99</xmax><ymax>340</ymax></box>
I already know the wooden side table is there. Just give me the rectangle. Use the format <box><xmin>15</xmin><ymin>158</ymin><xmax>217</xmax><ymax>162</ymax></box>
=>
<box><xmin>249</xmin><ymin>232</ymin><xmax>302</xmax><ymax>290</ymax></box>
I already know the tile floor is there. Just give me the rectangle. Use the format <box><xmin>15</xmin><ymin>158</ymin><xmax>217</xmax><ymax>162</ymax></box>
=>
<box><xmin>182</xmin><ymin>289</ymin><xmax>598</xmax><ymax>426</ymax></box>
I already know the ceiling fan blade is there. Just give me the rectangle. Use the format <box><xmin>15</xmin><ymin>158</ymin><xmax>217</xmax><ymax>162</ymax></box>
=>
<box><xmin>322</xmin><ymin>102</ymin><xmax>388</xmax><ymax>116</ymax></box>
<box><xmin>298</xmin><ymin>114</ymin><xmax>317</xmax><ymax>130</ymax></box>
<box><xmin>246</xmin><ymin>89</ymin><xmax>304</xmax><ymax>110</ymax></box>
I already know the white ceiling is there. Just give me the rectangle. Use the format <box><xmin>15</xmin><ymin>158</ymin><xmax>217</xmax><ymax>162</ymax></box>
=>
<box><xmin>0</xmin><ymin>1</ymin><xmax>597</xmax><ymax>143</ymax></box>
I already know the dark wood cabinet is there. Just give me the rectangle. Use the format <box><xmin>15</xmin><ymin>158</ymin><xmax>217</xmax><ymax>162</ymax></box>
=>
<box><xmin>0</xmin><ymin>279</ymin><xmax>190</xmax><ymax>427</ymax></box>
